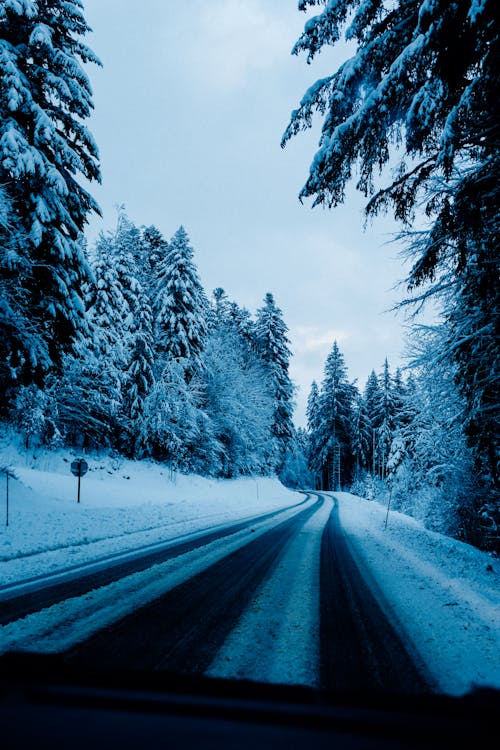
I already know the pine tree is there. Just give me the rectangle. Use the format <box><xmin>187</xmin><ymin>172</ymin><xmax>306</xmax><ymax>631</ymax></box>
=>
<box><xmin>391</xmin><ymin>328</ymin><xmax>477</xmax><ymax>540</ymax></box>
<box><xmin>364</xmin><ymin>370</ymin><xmax>382</xmax><ymax>427</ymax></box>
<box><xmin>113</xmin><ymin>210</ymin><xmax>143</xmax><ymax>339</ymax></box>
<box><xmin>306</xmin><ymin>380</ymin><xmax>321</xmax><ymax>486</ymax></box>
<box><xmin>139</xmin><ymin>359</ymin><xmax>217</xmax><ymax>473</ymax></box>
<box><xmin>0</xmin><ymin>0</ymin><xmax>101</xmax><ymax>389</ymax></box>
<box><xmin>316</xmin><ymin>341</ymin><xmax>355</xmax><ymax>488</ymax></box>
<box><xmin>140</xmin><ymin>225</ymin><xmax>169</xmax><ymax>299</ymax></box>
<box><xmin>227</xmin><ymin>301</ymin><xmax>256</xmax><ymax>355</ymax></box>
<box><xmin>363</xmin><ymin>370</ymin><xmax>382</xmax><ymax>473</ymax></box>
<box><xmin>254</xmin><ymin>292</ymin><xmax>295</xmax><ymax>467</ymax></box>
<box><xmin>351</xmin><ymin>392</ymin><xmax>372</xmax><ymax>478</ymax></box>
<box><xmin>280</xmin><ymin>427</ymin><xmax>313</xmax><ymax>489</ymax></box>
<box><xmin>123</xmin><ymin>287</ymin><xmax>155</xmax><ymax>443</ymax></box>
<box><xmin>154</xmin><ymin>226</ymin><xmax>208</xmax><ymax>369</ymax></box>
<box><xmin>392</xmin><ymin>369</ymin><xmax>408</xmax><ymax>427</ymax></box>
<box><xmin>63</xmin><ymin>232</ymin><xmax>127</xmax><ymax>446</ymax></box>
<box><xmin>373</xmin><ymin>359</ymin><xmax>398</xmax><ymax>478</ymax></box>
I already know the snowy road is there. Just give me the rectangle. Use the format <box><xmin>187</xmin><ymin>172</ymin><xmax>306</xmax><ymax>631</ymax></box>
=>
<box><xmin>3</xmin><ymin>492</ymin><xmax>430</xmax><ymax>693</ymax></box>
<box><xmin>0</xmin><ymin>495</ymin><xmax>309</xmax><ymax>627</ymax></box>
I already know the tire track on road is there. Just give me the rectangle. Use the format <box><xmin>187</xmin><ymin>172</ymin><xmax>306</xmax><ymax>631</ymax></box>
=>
<box><xmin>62</xmin><ymin>497</ymin><xmax>324</xmax><ymax>674</ymax></box>
<box><xmin>0</xmin><ymin>495</ymin><xmax>309</xmax><ymax>627</ymax></box>
<box><xmin>319</xmin><ymin>493</ymin><xmax>430</xmax><ymax>694</ymax></box>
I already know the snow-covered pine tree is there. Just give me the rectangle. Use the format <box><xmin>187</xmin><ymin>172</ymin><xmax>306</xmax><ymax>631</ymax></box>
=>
<box><xmin>227</xmin><ymin>302</ymin><xmax>256</xmax><ymax>353</ymax></box>
<box><xmin>363</xmin><ymin>369</ymin><xmax>383</xmax><ymax>473</ymax></box>
<box><xmin>112</xmin><ymin>210</ymin><xmax>143</xmax><ymax>339</ymax></box>
<box><xmin>306</xmin><ymin>380</ymin><xmax>321</xmax><ymax>487</ymax></box>
<box><xmin>279</xmin><ymin>427</ymin><xmax>313</xmax><ymax>489</ymax></box>
<box><xmin>123</xmin><ymin>286</ymin><xmax>155</xmax><ymax>449</ymax></box>
<box><xmin>254</xmin><ymin>292</ymin><xmax>295</xmax><ymax>468</ymax></box>
<box><xmin>138</xmin><ymin>358</ymin><xmax>218</xmax><ymax>474</ymax></box>
<box><xmin>0</xmin><ymin>0</ymin><xmax>101</xmax><ymax>390</ymax></box>
<box><xmin>392</xmin><ymin>368</ymin><xmax>408</xmax><ymax>427</ymax></box>
<box><xmin>391</xmin><ymin>327</ymin><xmax>476</xmax><ymax>540</ymax></box>
<box><xmin>372</xmin><ymin>359</ymin><xmax>399</xmax><ymax>479</ymax></box>
<box><xmin>316</xmin><ymin>341</ymin><xmax>355</xmax><ymax>488</ymax></box>
<box><xmin>154</xmin><ymin>226</ymin><xmax>208</xmax><ymax>371</ymax></box>
<box><xmin>351</xmin><ymin>391</ymin><xmax>372</xmax><ymax>479</ymax></box>
<box><xmin>141</xmin><ymin>225</ymin><xmax>168</xmax><ymax>298</ymax></box>
<box><xmin>59</xmin><ymin>231</ymin><xmax>127</xmax><ymax>446</ymax></box>
<box><xmin>87</xmin><ymin>232</ymin><xmax>128</xmax><ymax>369</ymax></box>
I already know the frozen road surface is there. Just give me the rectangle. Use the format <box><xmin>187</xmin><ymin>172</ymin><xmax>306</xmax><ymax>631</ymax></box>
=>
<box><xmin>2</xmin><ymin>493</ymin><xmax>429</xmax><ymax>692</ymax></box>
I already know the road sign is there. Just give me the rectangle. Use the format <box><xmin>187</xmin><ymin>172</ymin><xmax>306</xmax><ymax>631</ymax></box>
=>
<box><xmin>71</xmin><ymin>459</ymin><xmax>88</xmax><ymax>478</ymax></box>
<box><xmin>70</xmin><ymin>459</ymin><xmax>88</xmax><ymax>503</ymax></box>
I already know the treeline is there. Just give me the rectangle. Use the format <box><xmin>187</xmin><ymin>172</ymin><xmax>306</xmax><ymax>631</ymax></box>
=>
<box><xmin>5</xmin><ymin>210</ymin><xmax>310</xmax><ymax>482</ymax></box>
<box><xmin>306</xmin><ymin>337</ymin><xmax>496</xmax><ymax>551</ymax></box>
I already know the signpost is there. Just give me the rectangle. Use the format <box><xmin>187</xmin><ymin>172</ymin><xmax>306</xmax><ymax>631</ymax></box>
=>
<box><xmin>1</xmin><ymin>467</ymin><xmax>16</xmax><ymax>527</ymax></box>
<box><xmin>70</xmin><ymin>458</ymin><xmax>88</xmax><ymax>503</ymax></box>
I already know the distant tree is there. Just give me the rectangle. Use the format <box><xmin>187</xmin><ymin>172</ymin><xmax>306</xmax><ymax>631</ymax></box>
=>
<box><xmin>280</xmin><ymin>428</ymin><xmax>313</xmax><ymax>489</ymax></box>
<box><xmin>254</xmin><ymin>293</ymin><xmax>295</xmax><ymax>467</ymax></box>
<box><xmin>316</xmin><ymin>341</ymin><xmax>356</xmax><ymax>488</ymax></box>
<box><xmin>141</xmin><ymin>225</ymin><xmax>168</xmax><ymax>292</ymax></box>
<box><xmin>123</xmin><ymin>288</ymin><xmax>155</xmax><ymax>443</ymax></box>
<box><xmin>373</xmin><ymin>359</ymin><xmax>399</xmax><ymax>478</ymax></box>
<box><xmin>351</xmin><ymin>391</ymin><xmax>371</xmax><ymax>478</ymax></box>
<box><xmin>154</xmin><ymin>226</ymin><xmax>208</xmax><ymax>370</ymax></box>
<box><xmin>306</xmin><ymin>380</ymin><xmax>321</xmax><ymax>486</ymax></box>
<box><xmin>0</xmin><ymin>0</ymin><xmax>101</xmax><ymax>391</ymax></box>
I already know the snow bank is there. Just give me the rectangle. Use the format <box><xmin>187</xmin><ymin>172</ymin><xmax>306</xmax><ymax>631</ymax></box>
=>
<box><xmin>335</xmin><ymin>492</ymin><xmax>500</xmax><ymax>696</ymax></box>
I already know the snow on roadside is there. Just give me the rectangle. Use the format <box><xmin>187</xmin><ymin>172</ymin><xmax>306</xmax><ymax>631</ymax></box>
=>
<box><xmin>0</xmin><ymin>440</ymin><xmax>300</xmax><ymax>586</ymax></box>
<box><xmin>335</xmin><ymin>492</ymin><xmax>500</xmax><ymax>696</ymax></box>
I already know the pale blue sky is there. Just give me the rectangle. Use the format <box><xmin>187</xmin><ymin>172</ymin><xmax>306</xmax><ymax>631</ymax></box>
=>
<box><xmin>83</xmin><ymin>0</ymin><xmax>412</xmax><ymax>426</ymax></box>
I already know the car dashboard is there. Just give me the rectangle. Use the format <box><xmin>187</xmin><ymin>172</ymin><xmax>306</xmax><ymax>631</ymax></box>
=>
<box><xmin>0</xmin><ymin>653</ymin><xmax>496</xmax><ymax>749</ymax></box>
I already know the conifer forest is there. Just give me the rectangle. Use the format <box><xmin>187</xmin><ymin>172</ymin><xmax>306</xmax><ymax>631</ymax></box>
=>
<box><xmin>0</xmin><ymin>0</ymin><xmax>498</xmax><ymax>554</ymax></box>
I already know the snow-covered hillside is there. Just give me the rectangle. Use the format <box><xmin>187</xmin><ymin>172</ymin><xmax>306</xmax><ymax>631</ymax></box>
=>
<box><xmin>0</xmin><ymin>439</ymin><xmax>297</xmax><ymax>584</ymax></box>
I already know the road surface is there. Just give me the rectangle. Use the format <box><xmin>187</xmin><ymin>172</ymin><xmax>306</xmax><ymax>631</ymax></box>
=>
<box><xmin>2</xmin><ymin>492</ymin><xmax>430</xmax><ymax>692</ymax></box>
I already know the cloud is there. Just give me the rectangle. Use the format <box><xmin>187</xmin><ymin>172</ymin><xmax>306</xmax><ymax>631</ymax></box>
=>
<box><xmin>188</xmin><ymin>0</ymin><xmax>293</xmax><ymax>92</ymax></box>
<box><xmin>291</xmin><ymin>325</ymin><xmax>350</xmax><ymax>356</ymax></box>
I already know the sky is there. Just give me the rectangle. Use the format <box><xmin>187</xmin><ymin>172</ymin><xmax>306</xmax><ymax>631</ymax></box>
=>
<box><xmin>82</xmin><ymin>0</ymin><xmax>416</xmax><ymax>427</ymax></box>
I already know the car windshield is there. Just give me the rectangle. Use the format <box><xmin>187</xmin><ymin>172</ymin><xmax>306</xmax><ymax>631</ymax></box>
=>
<box><xmin>0</xmin><ymin>0</ymin><xmax>498</xmax><ymax>706</ymax></box>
